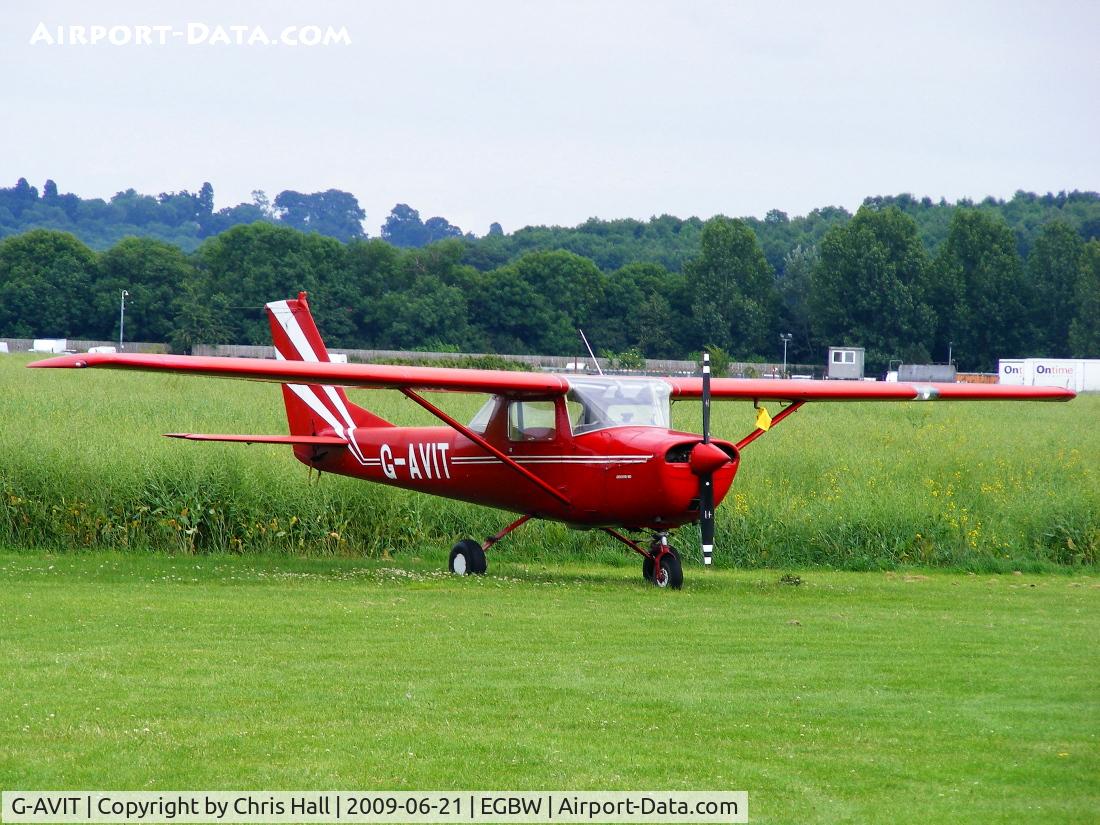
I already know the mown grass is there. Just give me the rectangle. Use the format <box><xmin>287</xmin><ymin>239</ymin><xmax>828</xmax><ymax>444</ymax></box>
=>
<box><xmin>1</xmin><ymin>353</ymin><xmax>1097</xmax><ymax>569</ymax></box>
<box><xmin>0</xmin><ymin>554</ymin><xmax>1096</xmax><ymax>824</ymax></box>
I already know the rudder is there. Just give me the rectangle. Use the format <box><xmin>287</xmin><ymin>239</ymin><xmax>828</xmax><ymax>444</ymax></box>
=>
<box><xmin>265</xmin><ymin>292</ymin><xmax>392</xmax><ymax>435</ymax></box>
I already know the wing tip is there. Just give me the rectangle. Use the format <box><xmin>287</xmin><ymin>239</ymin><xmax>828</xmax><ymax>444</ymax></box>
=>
<box><xmin>27</xmin><ymin>354</ymin><xmax>89</xmax><ymax>369</ymax></box>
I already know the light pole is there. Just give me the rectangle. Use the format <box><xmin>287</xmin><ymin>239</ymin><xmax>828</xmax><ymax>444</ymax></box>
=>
<box><xmin>780</xmin><ymin>333</ymin><xmax>792</xmax><ymax>378</ymax></box>
<box><xmin>119</xmin><ymin>290</ymin><xmax>129</xmax><ymax>351</ymax></box>
<box><xmin>947</xmin><ymin>341</ymin><xmax>953</xmax><ymax>367</ymax></box>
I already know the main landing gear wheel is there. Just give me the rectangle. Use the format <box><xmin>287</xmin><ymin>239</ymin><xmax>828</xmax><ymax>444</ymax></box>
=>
<box><xmin>643</xmin><ymin>547</ymin><xmax>682</xmax><ymax>589</ymax></box>
<box><xmin>449</xmin><ymin>539</ymin><xmax>487</xmax><ymax>576</ymax></box>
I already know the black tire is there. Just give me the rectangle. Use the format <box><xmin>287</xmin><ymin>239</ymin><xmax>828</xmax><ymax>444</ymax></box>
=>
<box><xmin>642</xmin><ymin>556</ymin><xmax>655</xmax><ymax>582</ymax></box>
<box><xmin>654</xmin><ymin>551</ymin><xmax>683</xmax><ymax>590</ymax></box>
<box><xmin>448</xmin><ymin>539</ymin><xmax>487</xmax><ymax>575</ymax></box>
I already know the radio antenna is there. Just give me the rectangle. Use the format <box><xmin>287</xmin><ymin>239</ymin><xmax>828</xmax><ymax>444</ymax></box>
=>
<box><xmin>577</xmin><ymin>329</ymin><xmax>603</xmax><ymax>376</ymax></box>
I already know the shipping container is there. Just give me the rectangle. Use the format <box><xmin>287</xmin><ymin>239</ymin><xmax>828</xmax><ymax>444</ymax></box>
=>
<box><xmin>998</xmin><ymin>359</ymin><xmax>1025</xmax><ymax>385</ymax></box>
<box><xmin>998</xmin><ymin>358</ymin><xmax>1100</xmax><ymax>392</ymax></box>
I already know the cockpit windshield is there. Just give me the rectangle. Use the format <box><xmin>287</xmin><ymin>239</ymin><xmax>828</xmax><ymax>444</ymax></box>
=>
<box><xmin>566</xmin><ymin>377</ymin><xmax>671</xmax><ymax>434</ymax></box>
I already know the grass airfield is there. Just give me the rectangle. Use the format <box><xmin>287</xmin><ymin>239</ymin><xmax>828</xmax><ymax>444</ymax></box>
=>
<box><xmin>1</xmin><ymin>553</ymin><xmax>1097</xmax><ymax>824</ymax></box>
<box><xmin>3</xmin><ymin>353</ymin><xmax>1099</xmax><ymax>822</ymax></box>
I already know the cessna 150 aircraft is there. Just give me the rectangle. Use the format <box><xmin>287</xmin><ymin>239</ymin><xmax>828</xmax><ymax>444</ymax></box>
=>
<box><xmin>31</xmin><ymin>293</ymin><xmax>1075</xmax><ymax>588</ymax></box>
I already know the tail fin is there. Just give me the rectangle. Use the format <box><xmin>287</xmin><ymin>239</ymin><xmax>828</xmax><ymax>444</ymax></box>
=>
<box><xmin>265</xmin><ymin>292</ymin><xmax>392</xmax><ymax>435</ymax></box>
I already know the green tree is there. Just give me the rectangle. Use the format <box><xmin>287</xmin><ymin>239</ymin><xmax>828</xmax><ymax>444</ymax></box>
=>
<box><xmin>1068</xmin><ymin>241</ymin><xmax>1100</xmax><ymax>356</ymax></box>
<box><xmin>477</xmin><ymin>251</ymin><xmax>605</xmax><ymax>353</ymax></box>
<box><xmin>809</xmin><ymin>207</ymin><xmax>934</xmax><ymax>370</ymax></box>
<box><xmin>374</xmin><ymin>274</ymin><xmax>470</xmax><ymax>349</ymax></box>
<box><xmin>0</xmin><ymin>230</ymin><xmax>97</xmax><ymax>337</ymax></box>
<box><xmin>168</xmin><ymin>280</ymin><xmax>233</xmax><ymax>354</ymax></box>
<box><xmin>470</xmin><ymin>268</ymin><xmax>562</xmax><ymax>354</ymax></box>
<box><xmin>935</xmin><ymin>209</ymin><xmax>1030</xmax><ymax>371</ymax></box>
<box><xmin>685</xmin><ymin>217</ymin><xmax>778</xmax><ymax>358</ymax></box>
<box><xmin>423</xmin><ymin>216</ymin><xmax>463</xmax><ymax>243</ymax></box>
<box><xmin>273</xmin><ymin>189</ymin><xmax>366</xmax><ymax>242</ymax></box>
<box><xmin>196</xmin><ymin>223</ymin><xmax>352</xmax><ymax>345</ymax></box>
<box><xmin>345</xmin><ymin>239</ymin><xmax>403</xmax><ymax>345</ymax></box>
<box><xmin>776</xmin><ymin>244</ymin><xmax>817</xmax><ymax>363</ymax></box>
<box><xmin>378</xmin><ymin>240</ymin><xmax>484</xmax><ymax>350</ymax></box>
<box><xmin>197</xmin><ymin>182</ymin><xmax>214</xmax><ymax>217</ymax></box>
<box><xmin>1027</xmin><ymin>221</ymin><xmax>1083</xmax><ymax>355</ymax></box>
<box><xmin>381</xmin><ymin>204</ymin><xmax>428</xmax><ymax>248</ymax></box>
<box><xmin>597</xmin><ymin>262</ymin><xmax>686</xmax><ymax>358</ymax></box>
<box><xmin>95</xmin><ymin>237</ymin><xmax>195</xmax><ymax>343</ymax></box>
<box><xmin>109</xmin><ymin>188</ymin><xmax>161</xmax><ymax>226</ymax></box>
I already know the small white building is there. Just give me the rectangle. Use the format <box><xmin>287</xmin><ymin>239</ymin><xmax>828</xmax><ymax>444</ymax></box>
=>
<box><xmin>827</xmin><ymin>347</ymin><xmax>865</xmax><ymax>380</ymax></box>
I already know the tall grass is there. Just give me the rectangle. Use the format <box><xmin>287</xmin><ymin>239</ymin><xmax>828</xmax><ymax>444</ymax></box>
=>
<box><xmin>2</xmin><ymin>354</ymin><xmax>1096</xmax><ymax>569</ymax></box>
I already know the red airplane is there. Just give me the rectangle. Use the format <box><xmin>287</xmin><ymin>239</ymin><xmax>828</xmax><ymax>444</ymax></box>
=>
<box><xmin>30</xmin><ymin>293</ymin><xmax>1075</xmax><ymax>588</ymax></box>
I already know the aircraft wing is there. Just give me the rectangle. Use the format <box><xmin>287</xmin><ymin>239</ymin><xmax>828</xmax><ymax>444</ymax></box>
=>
<box><xmin>30</xmin><ymin>354</ymin><xmax>1075</xmax><ymax>401</ymax></box>
<box><xmin>665</xmin><ymin>377</ymin><xmax>1075</xmax><ymax>402</ymax></box>
<box><xmin>28</xmin><ymin>352</ymin><xmax>569</xmax><ymax>396</ymax></box>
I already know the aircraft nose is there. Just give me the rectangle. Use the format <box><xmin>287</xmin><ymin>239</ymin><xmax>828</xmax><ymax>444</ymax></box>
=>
<box><xmin>688</xmin><ymin>441</ymin><xmax>731</xmax><ymax>476</ymax></box>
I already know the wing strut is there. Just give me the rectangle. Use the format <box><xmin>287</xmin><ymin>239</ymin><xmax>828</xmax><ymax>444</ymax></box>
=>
<box><xmin>400</xmin><ymin>389</ymin><xmax>572</xmax><ymax>507</ymax></box>
<box><xmin>734</xmin><ymin>400</ymin><xmax>806</xmax><ymax>452</ymax></box>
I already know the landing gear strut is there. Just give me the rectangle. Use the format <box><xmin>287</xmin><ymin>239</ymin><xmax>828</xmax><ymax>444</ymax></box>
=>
<box><xmin>449</xmin><ymin>514</ymin><xmax>533</xmax><ymax>576</ymax></box>
<box><xmin>450</xmin><ymin>517</ymin><xmax>685</xmax><ymax>589</ymax></box>
<box><xmin>603</xmin><ymin>529</ymin><xmax>684</xmax><ymax>589</ymax></box>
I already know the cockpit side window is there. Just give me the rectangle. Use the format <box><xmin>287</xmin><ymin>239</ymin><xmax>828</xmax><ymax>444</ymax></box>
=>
<box><xmin>507</xmin><ymin>400</ymin><xmax>558</xmax><ymax>441</ymax></box>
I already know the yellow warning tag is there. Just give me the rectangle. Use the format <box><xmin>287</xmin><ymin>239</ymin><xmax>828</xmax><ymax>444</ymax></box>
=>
<box><xmin>755</xmin><ymin>405</ymin><xmax>772</xmax><ymax>431</ymax></box>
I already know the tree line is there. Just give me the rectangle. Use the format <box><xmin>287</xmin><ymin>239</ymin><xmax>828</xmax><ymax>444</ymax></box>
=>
<box><xmin>1</xmin><ymin>186</ymin><xmax>1098</xmax><ymax>372</ymax></box>
<box><xmin>0</xmin><ymin>178</ymin><xmax>472</xmax><ymax>251</ymax></box>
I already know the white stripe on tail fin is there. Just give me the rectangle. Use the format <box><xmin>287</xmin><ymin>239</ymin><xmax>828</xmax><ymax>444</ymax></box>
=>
<box><xmin>265</xmin><ymin>293</ymin><xmax>392</xmax><ymax>442</ymax></box>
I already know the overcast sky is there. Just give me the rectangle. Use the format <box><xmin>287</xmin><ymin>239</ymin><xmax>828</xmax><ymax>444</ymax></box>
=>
<box><xmin>3</xmin><ymin>0</ymin><xmax>1098</xmax><ymax>236</ymax></box>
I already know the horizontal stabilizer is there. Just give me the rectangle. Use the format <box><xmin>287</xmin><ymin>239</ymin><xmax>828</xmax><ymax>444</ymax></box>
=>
<box><xmin>164</xmin><ymin>433</ymin><xmax>348</xmax><ymax>445</ymax></box>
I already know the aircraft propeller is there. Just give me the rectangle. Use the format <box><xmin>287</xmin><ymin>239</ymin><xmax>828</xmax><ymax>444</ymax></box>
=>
<box><xmin>688</xmin><ymin>351</ymin><xmax>730</xmax><ymax>566</ymax></box>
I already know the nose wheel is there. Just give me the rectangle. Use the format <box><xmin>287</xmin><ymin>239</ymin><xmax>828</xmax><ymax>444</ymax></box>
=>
<box><xmin>604</xmin><ymin>529</ymin><xmax>684</xmax><ymax>589</ymax></box>
<box><xmin>643</xmin><ymin>551</ymin><xmax>683</xmax><ymax>588</ymax></box>
<box><xmin>653</xmin><ymin>552</ymin><xmax>683</xmax><ymax>588</ymax></box>
<box><xmin>643</xmin><ymin>537</ymin><xmax>683</xmax><ymax>589</ymax></box>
